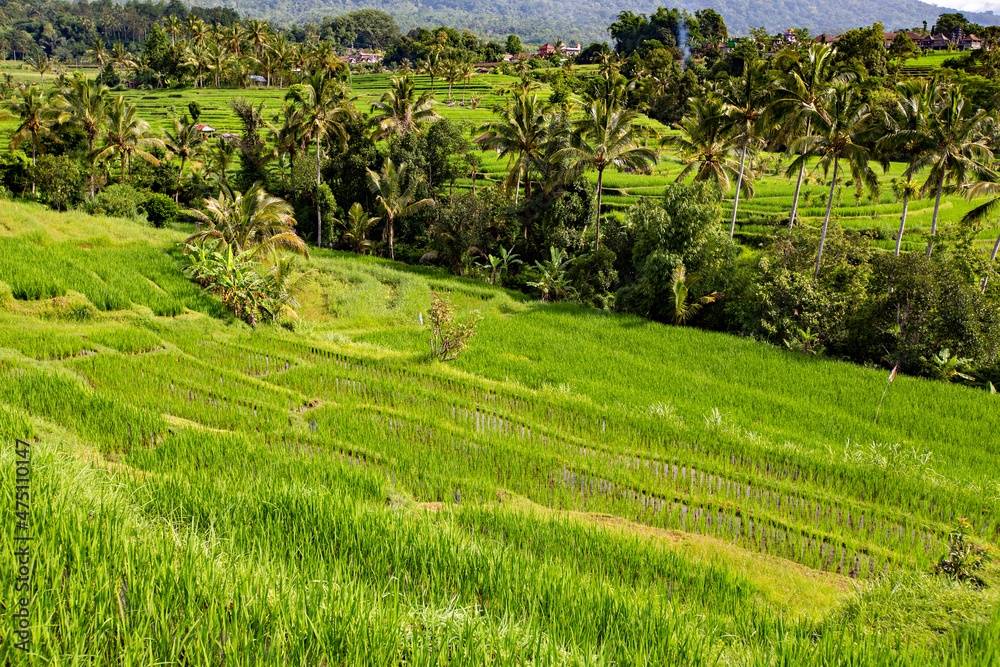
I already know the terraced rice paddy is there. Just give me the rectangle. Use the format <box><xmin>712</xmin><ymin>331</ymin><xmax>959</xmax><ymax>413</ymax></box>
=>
<box><xmin>0</xmin><ymin>200</ymin><xmax>998</xmax><ymax>664</ymax></box>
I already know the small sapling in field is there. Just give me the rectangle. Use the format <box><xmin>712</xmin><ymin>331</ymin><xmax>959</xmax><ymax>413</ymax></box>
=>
<box><xmin>428</xmin><ymin>292</ymin><xmax>482</xmax><ymax>361</ymax></box>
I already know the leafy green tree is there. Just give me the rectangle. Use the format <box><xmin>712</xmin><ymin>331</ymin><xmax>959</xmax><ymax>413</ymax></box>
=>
<box><xmin>505</xmin><ymin>34</ymin><xmax>523</xmax><ymax>55</ymax></box>
<box><xmin>694</xmin><ymin>9</ymin><xmax>727</xmax><ymax>44</ymax></box>
<box><xmin>616</xmin><ymin>183</ymin><xmax>732</xmax><ymax>322</ymax></box>
<box><xmin>835</xmin><ymin>22</ymin><xmax>888</xmax><ymax>77</ymax></box>
<box><xmin>32</xmin><ymin>154</ymin><xmax>82</xmax><ymax>211</ymax></box>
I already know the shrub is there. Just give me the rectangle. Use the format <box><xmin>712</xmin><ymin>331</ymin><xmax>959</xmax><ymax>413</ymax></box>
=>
<box><xmin>83</xmin><ymin>184</ymin><xmax>147</xmax><ymax>223</ymax></box>
<box><xmin>142</xmin><ymin>192</ymin><xmax>179</xmax><ymax>228</ymax></box>
<box><xmin>32</xmin><ymin>155</ymin><xmax>84</xmax><ymax>211</ymax></box>
<box><xmin>934</xmin><ymin>519</ymin><xmax>993</xmax><ymax>588</ymax></box>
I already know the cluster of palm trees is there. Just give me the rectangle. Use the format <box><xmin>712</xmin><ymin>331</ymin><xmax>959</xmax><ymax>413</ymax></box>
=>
<box><xmin>476</xmin><ymin>69</ymin><xmax>656</xmax><ymax>250</ymax></box>
<box><xmin>673</xmin><ymin>43</ymin><xmax>998</xmax><ymax>278</ymax></box>
<box><xmin>2</xmin><ymin>75</ymin><xmax>163</xmax><ymax>194</ymax></box>
<box><xmin>415</xmin><ymin>50</ymin><xmax>480</xmax><ymax>103</ymax></box>
<box><xmin>87</xmin><ymin>17</ymin><xmax>350</xmax><ymax>88</ymax></box>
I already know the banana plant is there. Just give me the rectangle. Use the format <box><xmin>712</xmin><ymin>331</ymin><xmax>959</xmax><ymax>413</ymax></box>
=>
<box><xmin>484</xmin><ymin>246</ymin><xmax>522</xmax><ymax>285</ymax></box>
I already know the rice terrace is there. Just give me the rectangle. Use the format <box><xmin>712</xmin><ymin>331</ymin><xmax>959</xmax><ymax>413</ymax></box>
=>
<box><xmin>2</xmin><ymin>2</ymin><xmax>1000</xmax><ymax>665</ymax></box>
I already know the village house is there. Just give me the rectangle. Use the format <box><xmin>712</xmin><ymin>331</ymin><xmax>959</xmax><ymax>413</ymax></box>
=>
<box><xmin>882</xmin><ymin>31</ymin><xmax>923</xmax><ymax>48</ymax></box>
<box><xmin>338</xmin><ymin>48</ymin><xmax>383</xmax><ymax>65</ymax></box>
<box><xmin>537</xmin><ymin>42</ymin><xmax>582</xmax><ymax>57</ymax></box>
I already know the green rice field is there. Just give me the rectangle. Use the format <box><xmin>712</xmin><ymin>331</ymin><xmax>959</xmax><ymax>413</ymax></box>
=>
<box><xmin>0</xmin><ymin>200</ymin><xmax>998</xmax><ymax>664</ymax></box>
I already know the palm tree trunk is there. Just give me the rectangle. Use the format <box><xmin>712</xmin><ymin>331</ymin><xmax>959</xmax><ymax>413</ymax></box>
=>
<box><xmin>814</xmin><ymin>156</ymin><xmax>839</xmax><ymax>278</ymax></box>
<box><xmin>87</xmin><ymin>136</ymin><xmax>97</xmax><ymax>199</ymax></box>
<box><xmin>927</xmin><ymin>173</ymin><xmax>944</xmax><ymax>257</ymax></box>
<box><xmin>514</xmin><ymin>168</ymin><xmax>521</xmax><ymax>205</ymax></box>
<box><xmin>788</xmin><ymin>159</ymin><xmax>806</xmax><ymax>232</ymax></box>
<box><xmin>31</xmin><ymin>143</ymin><xmax>36</xmax><ymax>194</ymax></box>
<box><xmin>315</xmin><ymin>133</ymin><xmax>322</xmax><ymax>247</ymax></box>
<box><xmin>788</xmin><ymin>120</ymin><xmax>810</xmax><ymax>232</ymax></box>
<box><xmin>895</xmin><ymin>195</ymin><xmax>909</xmax><ymax>256</ymax></box>
<box><xmin>982</xmin><ymin>227</ymin><xmax>1000</xmax><ymax>293</ymax></box>
<box><xmin>729</xmin><ymin>135</ymin><xmax>748</xmax><ymax>238</ymax></box>
<box><xmin>389</xmin><ymin>214</ymin><xmax>395</xmax><ymax>261</ymax></box>
<box><xmin>176</xmin><ymin>156</ymin><xmax>186</xmax><ymax>203</ymax></box>
<box><xmin>595</xmin><ymin>166</ymin><xmax>604</xmax><ymax>251</ymax></box>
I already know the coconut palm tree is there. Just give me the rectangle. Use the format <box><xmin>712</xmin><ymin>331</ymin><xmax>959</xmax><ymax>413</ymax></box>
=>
<box><xmin>164</xmin><ymin>115</ymin><xmax>205</xmax><ymax>202</ymax></box>
<box><xmin>164</xmin><ymin>15</ymin><xmax>184</xmax><ymax>47</ymax></box>
<box><xmin>366</xmin><ymin>159</ymin><xmax>434</xmax><ymax>260</ymax></box>
<box><xmin>337</xmin><ymin>202</ymin><xmax>379</xmax><ymax>254</ymax></box>
<box><xmin>788</xmin><ymin>83</ymin><xmax>879</xmax><ymax>277</ymax></box>
<box><xmin>188</xmin><ymin>17</ymin><xmax>207</xmax><ymax>48</ymax></box>
<box><xmin>369</xmin><ymin>74</ymin><xmax>440</xmax><ymax>141</ymax></box>
<box><xmin>957</xmin><ymin>180</ymin><xmax>1000</xmax><ymax>291</ymax></box>
<box><xmin>28</xmin><ymin>53</ymin><xmax>52</xmax><ymax>81</ymax></box>
<box><xmin>185</xmin><ymin>181</ymin><xmax>307</xmax><ymax>257</ymax></box>
<box><xmin>2</xmin><ymin>86</ymin><xmax>68</xmax><ymax>194</ymax></box>
<box><xmin>672</xmin><ymin>264</ymin><xmax>719</xmax><ymax>325</ymax></box>
<box><xmin>442</xmin><ymin>57</ymin><xmax>465</xmax><ymax>101</ymax></box>
<box><xmin>288</xmin><ymin>72</ymin><xmax>351</xmax><ymax>246</ymax></box>
<box><xmin>771</xmin><ymin>44</ymin><xmax>856</xmax><ymax>231</ymax></box>
<box><xmin>475</xmin><ymin>92</ymin><xmax>549</xmax><ymax>204</ymax></box>
<box><xmin>268</xmin><ymin>102</ymin><xmax>303</xmax><ymax>183</ymax></box>
<box><xmin>417</xmin><ymin>51</ymin><xmax>441</xmax><ymax>93</ymax></box>
<box><xmin>557</xmin><ymin>99</ymin><xmax>657</xmax><ymax>250</ymax></box>
<box><xmin>909</xmin><ymin>86</ymin><xmax>993</xmax><ymax>257</ymax></box>
<box><xmin>714</xmin><ymin>59</ymin><xmax>772</xmax><ymax>237</ymax></box>
<box><xmin>204</xmin><ymin>42</ymin><xmax>228</xmax><ymax>89</ymax></box>
<box><xmin>110</xmin><ymin>43</ymin><xmax>135</xmax><ymax>77</ymax></box>
<box><xmin>86</xmin><ymin>39</ymin><xmax>108</xmax><ymax>68</ymax></box>
<box><xmin>94</xmin><ymin>95</ymin><xmax>164</xmax><ymax>184</ymax></box>
<box><xmin>892</xmin><ymin>179</ymin><xmax>921</xmax><ymax>256</ymax></box>
<box><xmin>667</xmin><ymin>96</ymin><xmax>750</xmax><ymax>198</ymax></box>
<box><xmin>56</xmin><ymin>75</ymin><xmax>109</xmax><ymax>195</ymax></box>
<box><xmin>876</xmin><ymin>80</ymin><xmax>937</xmax><ymax>256</ymax></box>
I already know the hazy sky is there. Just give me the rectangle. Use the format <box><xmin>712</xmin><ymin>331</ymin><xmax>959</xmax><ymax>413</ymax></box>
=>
<box><xmin>939</xmin><ymin>0</ymin><xmax>1000</xmax><ymax>11</ymax></box>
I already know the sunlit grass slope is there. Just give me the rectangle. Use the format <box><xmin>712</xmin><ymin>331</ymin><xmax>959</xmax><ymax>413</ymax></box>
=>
<box><xmin>0</xmin><ymin>200</ymin><xmax>999</xmax><ymax>665</ymax></box>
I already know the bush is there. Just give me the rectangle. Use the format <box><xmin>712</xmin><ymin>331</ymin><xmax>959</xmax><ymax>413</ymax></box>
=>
<box><xmin>32</xmin><ymin>155</ymin><xmax>84</xmax><ymax>211</ymax></box>
<box><xmin>142</xmin><ymin>192</ymin><xmax>179</xmax><ymax>228</ymax></box>
<box><xmin>83</xmin><ymin>184</ymin><xmax>148</xmax><ymax>223</ymax></box>
<box><xmin>616</xmin><ymin>183</ymin><xmax>735</xmax><ymax>323</ymax></box>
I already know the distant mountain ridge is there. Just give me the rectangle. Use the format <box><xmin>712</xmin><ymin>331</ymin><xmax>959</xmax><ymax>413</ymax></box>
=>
<box><xmin>206</xmin><ymin>0</ymin><xmax>1000</xmax><ymax>44</ymax></box>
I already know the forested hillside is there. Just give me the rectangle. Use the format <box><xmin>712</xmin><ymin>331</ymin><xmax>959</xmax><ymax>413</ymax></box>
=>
<box><xmin>165</xmin><ymin>0</ymin><xmax>1000</xmax><ymax>42</ymax></box>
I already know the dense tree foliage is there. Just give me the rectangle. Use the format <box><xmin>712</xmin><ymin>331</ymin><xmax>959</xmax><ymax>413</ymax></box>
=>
<box><xmin>4</xmin><ymin>6</ymin><xmax>1000</xmax><ymax>383</ymax></box>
